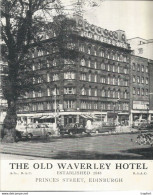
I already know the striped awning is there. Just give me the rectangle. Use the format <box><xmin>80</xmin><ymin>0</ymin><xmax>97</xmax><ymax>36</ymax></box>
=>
<box><xmin>40</xmin><ymin>116</ymin><xmax>49</xmax><ymax>119</ymax></box>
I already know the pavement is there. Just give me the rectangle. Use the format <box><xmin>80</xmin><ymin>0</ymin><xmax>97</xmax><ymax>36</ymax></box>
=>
<box><xmin>0</xmin><ymin>131</ymin><xmax>153</xmax><ymax>160</ymax></box>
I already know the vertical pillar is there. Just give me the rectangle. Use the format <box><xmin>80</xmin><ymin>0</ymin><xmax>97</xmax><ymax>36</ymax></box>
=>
<box><xmin>148</xmin><ymin>114</ymin><xmax>151</xmax><ymax>122</ymax></box>
<box><xmin>129</xmin><ymin>112</ymin><xmax>133</xmax><ymax>127</ymax></box>
<box><xmin>61</xmin><ymin>115</ymin><xmax>64</xmax><ymax>126</ymax></box>
<box><xmin>105</xmin><ymin>114</ymin><xmax>107</xmax><ymax>122</ymax></box>
<box><xmin>76</xmin><ymin>114</ymin><xmax>79</xmax><ymax>123</ymax></box>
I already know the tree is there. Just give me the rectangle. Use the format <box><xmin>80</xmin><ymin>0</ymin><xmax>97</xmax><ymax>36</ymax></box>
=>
<box><xmin>1</xmin><ymin>0</ymin><xmax>66</xmax><ymax>142</ymax></box>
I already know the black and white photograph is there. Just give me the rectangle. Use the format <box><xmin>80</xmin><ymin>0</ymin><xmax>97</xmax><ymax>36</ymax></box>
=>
<box><xmin>0</xmin><ymin>0</ymin><xmax>153</xmax><ymax>192</ymax></box>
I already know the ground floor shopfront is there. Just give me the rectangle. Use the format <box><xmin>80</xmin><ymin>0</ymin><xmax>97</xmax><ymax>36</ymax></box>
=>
<box><xmin>129</xmin><ymin>110</ymin><xmax>153</xmax><ymax>125</ymax></box>
<box><xmin>17</xmin><ymin>111</ymin><xmax>130</xmax><ymax>126</ymax></box>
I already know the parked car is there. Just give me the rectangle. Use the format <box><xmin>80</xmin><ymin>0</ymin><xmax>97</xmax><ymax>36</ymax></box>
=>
<box><xmin>132</xmin><ymin>119</ymin><xmax>147</xmax><ymax>128</ymax></box>
<box><xmin>17</xmin><ymin>123</ymin><xmax>54</xmax><ymax>139</ymax></box>
<box><xmin>86</xmin><ymin>121</ymin><xmax>116</xmax><ymax>134</ymax></box>
<box><xmin>59</xmin><ymin>123</ymin><xmax>86</xmax><ymax>135</ymax></box>
<box><xmin>138</xmin><ymin>121</ymin><xmax>153</xmax><ymax>130</ymax></box>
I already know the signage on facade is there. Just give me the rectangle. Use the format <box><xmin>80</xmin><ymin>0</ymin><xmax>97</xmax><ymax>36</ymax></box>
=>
<box><xmin>133</xmin><ymin>101</ymin><xmax>149</xmax><ymax>110</ymax></box>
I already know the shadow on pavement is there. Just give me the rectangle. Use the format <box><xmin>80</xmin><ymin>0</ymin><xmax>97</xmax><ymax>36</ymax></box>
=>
<box><xmin>51</xmin><ymin>147</ymin><xmax>153</xmax><ymax>160</ymax></box>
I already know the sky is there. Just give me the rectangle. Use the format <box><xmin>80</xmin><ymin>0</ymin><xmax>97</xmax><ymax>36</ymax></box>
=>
<box><xmin>61</xmin><ymin>0</ymin><xmax>153</xmax><ymax>40</ymax></box>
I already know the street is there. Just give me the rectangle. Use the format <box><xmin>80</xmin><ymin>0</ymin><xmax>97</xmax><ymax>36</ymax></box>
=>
<box><xmin>0</xmin><ymin>133</ymin><xmax>153</xmax><ymax>160</ymax></box>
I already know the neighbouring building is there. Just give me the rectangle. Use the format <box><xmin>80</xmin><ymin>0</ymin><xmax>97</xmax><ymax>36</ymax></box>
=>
<box><xmin>129</xmin><ymin>55</ymin><xmax>153</xmax><ymax>124</ymax></box>
<box><xmin>128</xmin><ymin>37</ymin><xmax>153</xmax><ymax>60</ymax></box>
<box><xmin>17</xmin><ymin>15</ymin><xmax>131</xmax><ymax>126</ymax></box>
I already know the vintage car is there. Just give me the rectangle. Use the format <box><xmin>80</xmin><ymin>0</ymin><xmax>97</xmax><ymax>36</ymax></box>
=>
<box><xmin>86</xmin><ymin>121</ymin><xmax>116</xmax><ymax>134</ymax></box>
<box><xmin>59</xmin><ymin>123</ymin><xmax>86</xmax><ymax>135</ymax></box>
<box><xmin>17</xmin><ymin>123</ymin><xmax>54</xmax><ymax>139</ymax></box>
<box><xmin>138</xmin><ymin>121</ymin><xmax>153</xmax><ymax>130</ymax></box>
<box><xmin>132</xmin><ymin>119</ymin><xmax>147</xmax><ymax>128</ymax></box>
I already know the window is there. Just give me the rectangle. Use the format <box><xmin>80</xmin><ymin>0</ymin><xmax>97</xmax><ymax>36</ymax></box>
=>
<box><xmin>64</xmin><ymin>100</ymin><xmax>75</xmax><ymax>109</ymax></box>
<box><xmin>112</xmin><ymin>77</ymin><xmax>115</xmax><ymax>85</ymax></box>
<box><xmin>32</xmin><ymin>91</ymin><xmax>35</xmax><ymax>98</ymax></box>
<box><xmin>146</xmin><ymin>67</ymin><xmax>148</xmax><ymax>73</ymax></box>
<box><xmin>108</xmin><ymin>90</ymin><xmax>111</xmax><ymax>97</ymax></box>
<box><xmin>81</xmin><ymin>87</ymin><xmax>86</xmax><ymax>95</ymax></box>
<box><xmin>53</xmin><ymin>59</ymin><xmax>56</xmax><ymax>66</ymax></box>
<box><xmin>81</xmin><ymin>101</ymin><xmax>87</xmax><ymax>109</ymax></box>
<box><xmin>88</xmin><ymin>103</ymin><xmax>92</xmax><ymax>109</ymax></box>
<box><xmin>146</xmin><ymin>78</ymin><xmax>148</xmax><ymax>85</ymax></box>
<box><xmin>47</xmin><ymin>73</ymin><xmax>50</xmax><ymax>82</ymax></box>
<box><xmin>94</xmin><ymin>89</ymin><xmax>98</xmax><ymax>96</ymax></box>
<box><xmin>132</xmin><ymin>63</ymin><xmax>136</xmax><ymax>71</ymax></box>
<box><xmin>46</xmin><ymin>60</ymin><xmax>50</xmax><ymax>68</ymax></box>
<box><xmin>124</xmin><ymin>68</ymin><xmax>128</xmax><ymax>74</ymax></box>
<box><xmin>79</xmin><ymin>44</ymin><xmax>84</xmax><ymax>52</ymax></box>
<box><xmin>117</xmin><ymin>78</ymin><xmax>120</xmax><ymax>86</ymax></box>
<box><xmin>102</xmin><ymin>89</ymin><xmax>105</xmax><ymax>97</ymax></box>
<box><xmin>38</xmin><ymin>90</ymin><xmax>42</xmax><ymax>97</ymax></box>
<box><xmin>101</xmin><ymin>77</ymin><xmax>106</xmax><ymax>83</ymax></box>
<box><xmin>64</xmin><ymin>72</ymin><xmax>75</xmax><ymax>79</ymax></box>
<box><xmin>133</xmin><ymin>87</ymin><xmax>136</xmax><ymax>95</ymax></box>
<box><xmin>117</xmin><ymin>91</ymin><xmax>120</xmax><ymax>99</ymax></box>
<box><xmin>81</xmin><ymin>58</ymin><xmax>85</xmax><ymax>66</ymax></box>
<box><xmin>100</xmin><ymin>50</ymin><xmax>104</xmax><ymax>57</ymax></box>
<box><xmin>101</xmin><ymin>63</ymin><xmax>105</xmax><ymax>70</ymax></box>
<box><xmin>133</xmin><ymin>76</ymin><xmax>136</xmax><ymax>83</ymax></box>
<box><xmin>124</xmin><ymin>80</ymin><xmax>128</xmax><ymax>86</ymax></box>
<box><xmin>47</xmin><ymin>88</ymin><xmax>51</xmax><ymax>96</ymax></box>
<box><xmin>32</xmin><ymin>65</ymin><xmax>35</xmax><ymax>71</ymax></box>
<box><xmin>88</xmin><ymin>88</ymin><xmax>91</xmax><ymax>96</ymax></box>
<box><xmin>80</xmin><ymin>73</ymin><xmax>86</xmax><ymax>81</ymax></box>
<box><xmin>38</xmin><ymin>49</ymin><xmax>43</xmax><ymax>56</ymax></box>
<box><xmin>117</xmin><ymin>66</ymin><xmax>120</xmax><ymax>73</ymax></box>
<box><xmin>108</xmin><ymin>64</ymin><xmax>110</xmax><ymax>71</ymax></box>
<box><xmin>138</xmin><ymin>48</ymin><xmax>143</xmax><ymax>54</ymax></box>
<box><xmin>88</xmin><ymin>74</ymin><xmax>91</xmax><ymax>82</ymax></box>
<box><xmin>46</xmin><ymin>102</ymin><xmax>51</xmax><ymax>110</ymax></box>
<box><xmin>94</xmin><ymin>61</ymin><xmax>97</xmax><ymax>69</ymax></box>
<box><xmin>38</xmin><ymin>77</ymin><xmax>42</xmax><ymax>83</ymax></box>
<box><xmin>64</xmin><ymin>87</ymin><xmax>75</xmax><ymax>94</ymax></box>
<box><xmin>137</xmin><ymin>88</ymin><xmax>140</xmax><ymax>95</ymax></box>
<box><xmin>53</xmin><ymin>74</ymin><xmax>59</xmax><ymax>81</ymax></box>
<box><xmin>137</xmin><ymin>64</ymin><xmax>140</xmax><ymax>71</ymax></box>
<box><xmin>107</xmin><ymin>77</ymin><xmax>111</xmax><ymax>84</ymax></box>
<box><xmin>113</xmin><ymin>90</ymin><xmax>116</xmax><ymax>98</ymax></box>
<box><xmin>112</xmin><ymin>65</ymin><xmax>115</xmax><ymax>72</ymax></box>
<box><xmin>88</xmin><ymin>60</ymin><xmax>91</xmax><ymax>67</ymax></box>
<box><xmin>94</xmin><ymin>49</ymin><xmax>97</xmax><ymax>56</ymax></box>
<box><xmin>88</xmin><ymin>47</ymin><xmax>91</xmax><ymax>54</ymax></box>
<box><xmin>124</xmin><ymin>91</ymin><xmax>128</xmax><ymax>99</ymax></box>
<box><xmin>141</xmin><ymin>77</ymin><xmax>144</xmax><ymax>84</ymax></box>
<box><xmin>141</xmin><ymin>65</ymin><xmax>144</xmax><ymax>72</ymax></box>
<box><xmin>94</xmin><ymin>103</ymin><xmax>98</xmax><ymax>110</ymax></box>
<box><xmin>146</xmin><ymin>89</ymin><xmax>148</xmax><ymax>96</ymax></box>
<box><xmin>137</xmin><ymin>76</ymin><xmax>140</xmax><ymax>83</ymax></box>
<box><xmin>141</xmin><ymin>88</ymin><xmax>144</xmax><ymax>96</ymax></box>
<box><xmin>94</xmin><ymin>74</ymin><xmax>97</xmax><ymax>82</ymax></box>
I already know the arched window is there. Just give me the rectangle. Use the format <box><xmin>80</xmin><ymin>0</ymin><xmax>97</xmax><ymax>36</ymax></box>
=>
<box><xmin>81</xmin><ymin>87</ymin><xmax>86</xmax><ymax>95</ymax></box>
<box><xmin>88</xmin><ymin>59</ymin><xmax>91</xmax><ymax>67</ymax></box>
<box><xmin>94</xmin><ymin>88</ymin><xmax>98</xmax><ymax>96</ymax></box>
<box><xmin>88</xmin><ymin>73</ymin><xmax>91</xmax><ymax>81</ymax></box>
<box><xmin>94</xmin><ymin>74</ymin><xmax>97</xmax><ymax>82</ymax></box>
<box><xmin>113</xmin><ymin>90</ymin><xmax>116</xmax><ymax>98</ymax></box>
<box><xmin>113</xmin><ymin>77</ymin><xmax>115</xmax><ymax>85</ymax></box>
<box><xmin>88</xmin><ymin>87</ymin><xmax>91</xmax><ymax>96</ymax></box>
<box><xmin>53</xmin><ymin>59</ymin><xmax>56</xmax><ymax>66</ymax></box>
<box><xmin>102</xmin><ymin>89</ymin><xmax>105</xmax><ymax>97</ymax></box>
<box><xmin>47</xmin><ymin>88</ymin><xmax>51</xmax><ymax>96</ymax></box>
<box><xmin>47</xmin><ymin>73</ymin><xmax>50</xmax><ymax>82</ymax></box>
<box><xmin>108</xmin><ymin>89</ymin><xmax>111</xmax><ymax>97</ymax></box>
<box><xmin>88</xmin><ymin>47</ymin><xmax>91</xmax><ymax>54</ymax></box>
<box><xmin>94</xmin><ymin>61</ymin><xmax>97</xmax><ymax>69</ymax></box>
<box><xmin>81</xmin><ymin>58</ymin><xmax>85</xmax><ymax>66</ymax></box>
<box><xmin>117</xmin><ymin>90</ymin><xmax>120</xmax><ymax>99</ymax></box>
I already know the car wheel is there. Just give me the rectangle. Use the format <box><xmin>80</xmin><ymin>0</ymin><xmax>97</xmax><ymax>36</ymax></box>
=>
<box><xmin>96</xmin><ymin>130</ymin><xmax>99</xmax><ymax>134</ymax></box>
<box><xmin>46</xmin><ymin>132</ymin><xmax>52</xmax><ymax>138</ymax></box>
<box><xmin>69</xmin><ymin>131</ymin><xmax>73</xmax><ymax>135</ymax></box>
<box><xmin>27</xmin><ymin>133</ymin><xmax>33</xmax><ymax>139</ymax></box>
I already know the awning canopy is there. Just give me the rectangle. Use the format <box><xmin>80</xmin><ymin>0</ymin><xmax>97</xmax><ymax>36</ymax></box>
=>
<box><xmin>46</xmin><ymin>115</ymin><xmax>54</xmax><ymax>119</ymax></box>
<box><xmin>40</xmin><ymin>116</ymin><xmax>49</xmax><ymax>119</ymax></box>
<box><xmin>31</xmin><ymin>116</ymin><xmax>41</xmax><ymax>119</ymax></box>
